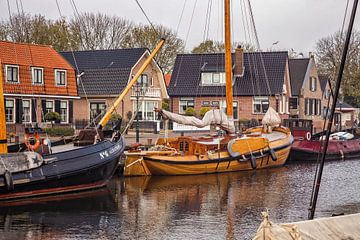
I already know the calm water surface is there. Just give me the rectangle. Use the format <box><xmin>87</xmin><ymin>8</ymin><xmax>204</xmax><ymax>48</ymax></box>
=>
<box><xmin>0</xmin><ymin>160</ymin><xmax>359</xmax><ymax>240</ymax></box>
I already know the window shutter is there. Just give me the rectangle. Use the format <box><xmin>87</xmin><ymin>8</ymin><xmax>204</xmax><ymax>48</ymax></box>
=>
<box><xmin>31</xmin><ymin>99</ymin><xmax>36</xmax><ymax>122</ymax></box>
<box><xmin>15</xmin><ymin>99</ymin><xmax>23</xmax><ymax>123</ymax></box>
<box><xmin>55</xmin><ymin>100</ymin><xmax>61</xmax><ymax>123</ymax></box>
<box><xmin>42</xmin><ymin>100</ymin><xmax>46</xmax><ymax>122</ymax></box>
<box><xmin>69</xmin><ymin>100</ymin><xmax>73</xmax><ymax>123</ymax></box>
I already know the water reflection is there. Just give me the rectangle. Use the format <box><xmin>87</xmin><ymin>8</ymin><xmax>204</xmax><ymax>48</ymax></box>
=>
<box><xmin>0</xmin><ymin>161</ymin><xmax>359</xmax><ymax>240</ymax></box>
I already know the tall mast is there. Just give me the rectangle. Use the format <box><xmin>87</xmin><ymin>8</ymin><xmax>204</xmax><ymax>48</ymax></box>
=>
<box><xmin>224</xmin><ymin>0</ymin><xmax>233</xmax><ymax>117</ymax></box>
<box><xmin>0</xmin><ymin>60</ymin><xmax>8</xmax><ymax>153</ymax></box>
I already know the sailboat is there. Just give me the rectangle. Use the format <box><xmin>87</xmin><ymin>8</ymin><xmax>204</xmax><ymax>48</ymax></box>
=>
<box><xmin>124</xmin><ymin>0</ymin><xmax>293</xmax><ymax>176</ymax></box>
<box><xmin>0</xmin><ymin>39</ymin><xmax>164</xmax><ymax>200</ymax></box>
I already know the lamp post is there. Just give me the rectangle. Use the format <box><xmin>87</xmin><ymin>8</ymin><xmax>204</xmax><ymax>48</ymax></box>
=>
<box><xmin>134</xmin><ymin>82</ymin><xmax>146</xmax><ymax>143</ymax></box>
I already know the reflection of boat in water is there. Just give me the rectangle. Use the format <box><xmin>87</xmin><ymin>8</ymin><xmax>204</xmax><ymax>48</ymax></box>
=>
<box><xmin>124</xmin><ymin>0</ymin><xmax>293</xmax><ymax>176</ymax></box>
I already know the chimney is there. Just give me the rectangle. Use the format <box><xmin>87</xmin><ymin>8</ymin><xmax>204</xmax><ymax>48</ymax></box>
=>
<box><xmin>234</xmin><ymin>45</ymin><xmax>244</xmax><ymax>77</ymax></box>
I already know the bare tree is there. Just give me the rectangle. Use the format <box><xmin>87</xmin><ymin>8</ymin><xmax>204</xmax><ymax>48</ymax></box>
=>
<box><xmin>192</xmin><ymin>40</ymin><xmax>256</xmax><ymax>54</ymax></box>
<box><xmin>315</xmin><ymin>30</ymin><xmax>360</xmax><ymax>106</ymax></box>
<box><xmin>122</xmin><ymin>24</ymin><xmax>185</xmax><ymax>73</ymax></box>
<box><xmin>70</xmin><ymin>12</ymin><xmax>133</xmax><ymax>50</ymax></box>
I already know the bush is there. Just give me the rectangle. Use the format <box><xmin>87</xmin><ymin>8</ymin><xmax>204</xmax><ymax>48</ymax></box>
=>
<box><xmin>45</xmin><ymin>127</ymin><xmax>75</xmax><ymax>137</ymax></box>
<box><xmin>239</xmin><ymin>118</ymin><xmax>250</xmax><ymax>124</ymax></box>
<box><xmin>200</xmin><ymin>107</ymin><xmax>211</xmax><ymax>117</ymax></box>
<box><xmin>161</xmin><ymin>101</ymin><xmax>170</xmax><ymax>111</ymax></box>
<box><xmin>185</xmin><ymin>107</ymin><xmax>196</xmax><ymax>116</ymax></box>
<box><xmin>109</xmin><ymin>113</ymin><xmax>122</xmax><ymax>122</ymax></box>
<box><xmin>44</xmin><ymin>112</ymin><xmax>61</xmax><ymax>122</ymax></box>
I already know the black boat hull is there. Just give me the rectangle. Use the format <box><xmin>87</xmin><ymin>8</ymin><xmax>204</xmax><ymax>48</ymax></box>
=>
<box><xmin>0</xmin><ymin>137</ymin><xmax>125</xmax><ymax>200</ymax></box>
<box><xmin>290</xmin><ymin>147</ymin><xmax>360</xmax><ymax>162</ymax></box>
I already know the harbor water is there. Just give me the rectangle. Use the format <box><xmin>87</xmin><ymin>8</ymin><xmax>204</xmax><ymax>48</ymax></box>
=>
<box><xmin>0</xmin><ymin>160</ymin><xmax>359</xmax><ymax>240</ymax></box>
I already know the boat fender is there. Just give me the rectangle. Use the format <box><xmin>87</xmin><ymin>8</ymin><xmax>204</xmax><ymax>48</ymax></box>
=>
<box><xmin>4</xmin><ymin>170</ymin><xmax>14</xmax><ymax>191</ymax></box>
<box><xmin>306</xmin><ymin>132</ymin><xmax>311</xmax><ymax>141</ymax></box>
<box><xmin>250</xmin><ymin>155</ymin><xmax>257</xmax><ymax>169</ymax></box>
<box><xmin>270</xmin><ymin>148</ymin><xmax>277</xmax><ymax>161</ymax></box>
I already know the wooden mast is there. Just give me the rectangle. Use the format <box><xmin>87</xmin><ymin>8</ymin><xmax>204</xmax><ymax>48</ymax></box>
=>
<box><xmin>0</xmin><ymin>60</ymin><xmax>8</xmax><ymax>153</ymax></box>
<box><xmin>224</xmin><ymin>0</ymin><xmax>233</xmax><ymax>117</ymax></box>
<box><xmin>98</xmin><ymin>38</ymin><xmax>165</xmax><ymax>128</ymax></box>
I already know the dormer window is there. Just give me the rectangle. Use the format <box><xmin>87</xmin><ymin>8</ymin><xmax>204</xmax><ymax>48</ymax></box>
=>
<box><xmin>309</xmin><ymin>77</ymin><xmax>317</xmax><ymax>92</ymax></box>
<box><xmin>55</xmin><ymin>69</ymin><xmax>67</xmax><ymax>86</ymax></box>
<box><xmin>5</xmin><ymin>65</ymin><xmax>19</xmax><ymax>83</ymax></box>
<box><xmin>201</xmin><ymin>72</ymin><xmax>225</xmax><ymax>85</ymax></box>
<box><xmin>32</xmin><ymin>67</ymin><xmax>44</xmax><ymax>85</ymax></box>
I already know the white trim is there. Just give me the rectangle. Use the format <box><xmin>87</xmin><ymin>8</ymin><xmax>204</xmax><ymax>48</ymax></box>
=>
<box><xmin>22</xmin><ymin>99</ymin><xmax>32</xmax><ymax>123</ymax></box>
<box><xmin>60</xmin><ymin>100</ymin><xmax>69</xmax><ymax>124</ymax></box>
<box><xmin>55</xmin><ymin>69</ymin><xmax>67</xmax><ymax>86</ymax></box>
<box><xmin>4</xmin><ymin>64</ymin><xmax>20</xmax><ymax>83</ymax></box>
<box><xmin>31</xmin><ymin>67</ymin><xmax>44</xmax><ymax>85</ymax></box>
<box><xmin>3</xmin><ymin>93</ymin><xmax>80</xmax><ymax>99</ymax></box>
<box><xmin>130</xmin><ymin>97</ymin><xmax>162</xmax><ymax>101</ymax></box>
<box><xmin>4</xmin><ymin>98</ymin><xmax>16</xmax><ymax>123</ymax></box>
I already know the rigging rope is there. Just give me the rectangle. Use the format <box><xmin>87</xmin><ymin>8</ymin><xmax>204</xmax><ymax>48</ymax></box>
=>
<box><xmin>134</xmin><ymin>0</ymin><xmax>160</xmax><ymax>38</ymax></box>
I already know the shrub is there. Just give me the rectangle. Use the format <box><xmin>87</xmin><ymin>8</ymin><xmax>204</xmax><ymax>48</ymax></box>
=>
<box><xmin>44</xmin><ymin>112</ymin><xmax>61</xmax><ymax>122</ymax></box>
<box><xmin>109</xmin><ymin>113</ymin><xmax>122</xmax><ymax>122</ymax></box>
<box><xmin>185</xmin><ymin>107</ymin><xmax>196</xmax><ymax>116</ymax></box>
<box><xmin>161</xmin><ymin>101</ymin><xmax>170</xmax><ymax>111</ymax></box>
<box><xmin>200</xmin><ymin>107</ymin><xmax>211</xmax><ymax>117</ymax></box>
<box><xmin>45</xmin><ymin>127</ymin><xmax>75</xmax><ymax>137</ymax></box>
<box><xmin>239</xmin><ymin>118</ymin><xmax>250</xmax><ymax>124</ymax></box>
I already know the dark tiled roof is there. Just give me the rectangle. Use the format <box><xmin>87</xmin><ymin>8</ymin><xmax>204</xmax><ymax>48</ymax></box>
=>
<box><xmin>336</xmin><ymin>101</ymin><xmax>355</xmax><ymax>109</ymax></box>
<box><xmin>60</xmin><ymin>48</ymin><xmax>147</xmax><ymax>96</ymax></box>
<box><xmin>168</xmin><ymin>51</ymin><xmax>288</xmax><ymax>97</ymax></box>
<box><xmin>289</xmin><ymin>58</ymin><xmax>310</xmax><ymax>96</ymax></box>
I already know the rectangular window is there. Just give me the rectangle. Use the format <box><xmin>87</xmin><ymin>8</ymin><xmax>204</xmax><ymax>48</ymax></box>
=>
<box><xmin>253</xmin><ymin>96</ymin><xmax>269</xmax><ymax>114</ymax></box>
<box><xmin>137</xmin><ymin>74</ymin><xmax>149</xmax><ymax>87</ymax></box>
<box><xmin>289</xmin><ymin>97</ymin><xmax>298</xmax><ymax>110</ymax></box>
<box><xmin>202</xmin><ymin>101</ymin><xmax>210</xmax><ymax>107</ymax></box>
<box><xmin>32</xmin><ymin>67</ymin><xmax>44</xmax><ymax>84</ymax></box>
<box><xmin>179</xmin><ymin>97</ymin><xmax>194</xmax><ymax>114</ymax></box>
<box><xmin>309</xmin><ymin>77</ymin><xmax>317</xmax><ymax>92</ymax></box>
<box><xmin>201</xmin><ymin>72</ymin><xmax>226</xmax><ymax>85</ymax></box>
<box><xmin>145</xmin><ymin>101</ymin><xmax>157</xmax><ymax>120</ymax></box>
<box><xmin>5</xmin><ymin>65</ymin><xmax>19</xmax><ymax>83</ymax></box>
<box><xmin>55</xmin><ymin>69</ymin><xmax>67</xmax><ymax>86</ymax></box>
<box><xmin>90</xmin><ymin>102</ymin><xmax>106</xmax><ymax>122</ymax></box>
<box><xmin>233</xmin><ymin>101</ymin><xmax>238</xmax><ymax>120</ymax></box>
<box><xmin>60</xmin><ymin>101</ymin><xmax>68</xmax><ymax>123</ymax></box>
<box><xmin>5</xmin><ymin>99</ymin><xmax>15</xmax><ymax>123</ymax></box>
<box><xmin>22</xmin><ymin>99</ymin><xmax>31</xmax><ymax>123</ymax></box>
<box><xmin>45</xmin><ymin>100</ymin><xmax>54</xmax><ymax>113</ymax></box>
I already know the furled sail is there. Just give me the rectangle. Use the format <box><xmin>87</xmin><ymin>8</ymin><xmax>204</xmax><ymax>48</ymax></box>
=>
<box><xmin>262</xmin><ymin>107</ymin><xmax>281</xmax><ymax>127</ymax></box>
<box><xmin>158</xmin><ymin>109</ymin><xmax>235</xmax><ymax>133</ymax></box>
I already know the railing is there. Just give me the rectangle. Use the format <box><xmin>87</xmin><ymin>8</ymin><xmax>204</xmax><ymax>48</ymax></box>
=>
<box><xmin>131</xmin><ymin>87</ymin><xmax>161</xmax><ymax>98</ymax></box>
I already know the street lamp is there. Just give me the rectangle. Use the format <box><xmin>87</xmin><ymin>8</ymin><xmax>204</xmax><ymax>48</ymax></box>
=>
<box><xmin>134</xmin><ymin>82</ymin><xmax>146</xmax><ymax>143</ymax></box>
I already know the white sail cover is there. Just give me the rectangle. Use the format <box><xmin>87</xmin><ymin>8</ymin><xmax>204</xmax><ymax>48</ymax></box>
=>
<box><xmin>159</xmin><ymin>109</ymin><xmax>235</xmax><ymax>133</ymax></box>
<box><xmin>262</xmin><ymin>107</ymin><xmax>281</xmax><ymax>127</ymax></box>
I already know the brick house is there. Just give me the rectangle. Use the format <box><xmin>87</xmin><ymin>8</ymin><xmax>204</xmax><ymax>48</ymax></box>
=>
<box><xmin>167</xmin><ymin>47</ymin><xmax>292</xmax><ymax>129</ymax></box>
<box><xmin>60</xmin><ymin>48</ymin><xmax>168</xmax><ymax>129</ymax></box>
<box><xmin>288</xmin><ymin>56</ymin><xmax>326</xmax><ymax>132</ymax></box>
<box><xmin>0</xmin><ymin>41</ymin><xmax>78</xmax><ymax>133</ymax></box>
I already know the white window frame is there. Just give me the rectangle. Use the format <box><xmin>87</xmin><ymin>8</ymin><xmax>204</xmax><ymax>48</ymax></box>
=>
<box><xmin>5</xmin><ymin>98</ymin><xmax>16</xmax><ymax>123</ymax></box>
<box><xmin>22</xmin><ymin>99</ymin><xmax>32</xmax><ymax>123</ymax></box>
<box><xmin>309</xmin><ymin>77</ymin><xmax>316</xmax><ymax>92</ymax></box>
<box><xmin>31</xmin><ymin>67</ymin><xmax>44</xmax><ymax>85</ymax></box>
<box><xmin>133</xmin><ymin>100</ymin><xmax>158</xmax><ymax>121</ymax></box>
<box><xmin>201</xmin><ymin>72</ymin><xmax>226</xmax><ymax>85</ymax></box>
<box><xmin>60</xmin><ymin>100</ymin><xmax>69</xmax><ymax>124</ymax></box>
<box><xmin>45</xmin><ymin>100</ymin><xmax>55</xmax><ymax>114</ymax></box>
<box><xmin>179</xmin><ymin>97</ymin><xmax>195</xmax><ymax>114</ymax></box>
<box><xmin>252</xmin><ymin>96</ymin><xmax>269</xmax><ymax>114</ymax></box>
<box><xmin>55</xmin><ymin>69</ymin><xmax>67</xmax><ymax>86</ymax></box>
<box><xmin>5</xmin><ymin>65</ymin><xmax>20</xmax><ymax>83</ymax></box>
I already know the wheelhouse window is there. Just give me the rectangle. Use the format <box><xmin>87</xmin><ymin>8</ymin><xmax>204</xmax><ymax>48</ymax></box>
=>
<box><xmin>45</xmin><ymin>100</ymin><xmax>54</xmax><ymax>113</ymax></box>
<box><xmin>201</xmin><ymin>72</ymin><xmax>226</xmax><ymax>85</ymax></box>
<box><xmin>22</xmin><ymin>99</ymin><xmax>31</xmax><ymax>123</ymax></box>
<box><xmin>55</xmin><ymin>69</ymin><xmax>67</xmax><ymax>86</ymax></box>
<box><xmin>179</xmin><ymin>97</ymin><xmax>194</xmax><ymax>114</ymax></box>
<box><xmin>90</xmin><ymin>102</ymin><xmax>106</xmax><ymax>122</ymax></box>
<box><xmin>60</xmin><ymin>101</ymin><xmax>68</xmax><ymax>123</ymax></box>
<box><xmin>32</xmin><ymin>67</ymin><xmax>44</xmax><ymax>84</ymax></box>
<box><xmin>5</xmin><ymin>65</ymin><xmax>19</xmax><ymax>83</ymax></box>
<box><xmin>5</xmin><ymin>99</ymin><xmax>15</xmax><ymax>123</ymax></box>
<box><xmin>309</xmin><ymin>77</ymin><xmax>317</xmax><ymax>92</ymax></box>
<box><xmin>253</xmin><ymin>96</ymin><xmax>269</xmax><ymax>114</ymax></box>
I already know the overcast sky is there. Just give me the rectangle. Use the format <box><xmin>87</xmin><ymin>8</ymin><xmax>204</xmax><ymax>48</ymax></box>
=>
<box><xmin>1</xmin><ymin>0</ymin><xmax>359</xmax><ymax>55</ymax></box>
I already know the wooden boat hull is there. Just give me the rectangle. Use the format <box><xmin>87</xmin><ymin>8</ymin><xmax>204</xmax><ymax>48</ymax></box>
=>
<box><xmin>142</xmin><ymin>133</ymin><xmax>292</xmax><ymax>176</ymax></box>
<box><xmin>0</xmin><ymin>137</ymin><xmax>125</xmax><ymax>200</ymax></box>
<box><xmin>290</xmin><ymin>138</ymin><xmax>360</xmax><ymax>162</ymax></box>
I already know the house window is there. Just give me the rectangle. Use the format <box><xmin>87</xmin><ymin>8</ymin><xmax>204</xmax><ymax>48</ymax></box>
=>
<box><xmin>32</xmin><ymin>67</ymin><xmax>44</xmax><ymax>84</ymax></box>
<box><xmin>325</xmin><ymin>89</ymin><xmax>331</xmax><ymax>99</ymax></box>
<box><xmin>233</xmin><ymin>101</ymin><xmax>238</xmax><ymax>120</ymax></box>
<box><xmin>253</xmin><ymin>96</ymin><xmax>269</xmax><ymax>114</ymax></box>
<box><xmin>45</xmin><ymin>100</ymin><xmax>54</xmax><ymax>113</ymax></box>
<box><xmin>309</xmin><ymin>77</ymin><xmax>317</xmax><ymax>92</ymax></box>
<box><xmin>55</xmin><ymin>69</ymin><xmax>67</xmax><ymax>86</ymax></box>
<box><xmin>289</xmin><ymin>97</ymin><xmax>298</xmax><ymax>110</ymax></box>
<box><xmin>179</xmin><ymin>97</ymin><xmax>194</xmax><ymax>114</ymax></box>
<box><xmin>22</xmin><ymin>99</ymin><xmax>31</xmax><ymax>123</ymax></box>
<box><xmin>5</xmin><ymin>99</ymin><xmax>15</xmax><ymax>123</ymax></box>
<box><xmin>60</xmin><ymin>101</ymin><xmax>68</xmax><ymax>123</ymax></box>
<box><xmin>202</xmin><ymin>101</ymin><xmax>210</xmax><ymax>107</ymax></box>
<box><xmin>137</xmin><ymin>74</ymin><xmax>149</xmax><ymax>87</ymax></box>
<box><xmin>201</xmin><ymin>72</ymin><xmax>226</xmax><ymax>85</ymax></box>
<box><xmin>90</xmin><ymin>102</ymin><xmax>106</xmax><ymax>122</ymax></box>
<box><xmin>133</xmin><ymin>101</ymin><xmax>158</xmax><ymax>121</ymax></box>
<box><xmin>5</xmin><ymin>65</ymin><xmax>19</xmax><ymax>83</ymax></box>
